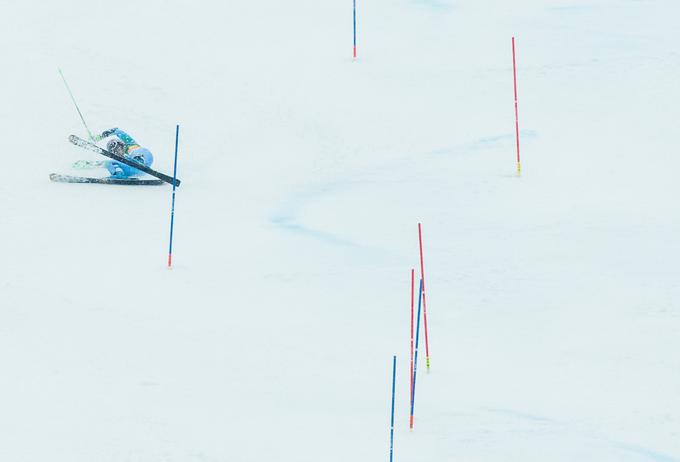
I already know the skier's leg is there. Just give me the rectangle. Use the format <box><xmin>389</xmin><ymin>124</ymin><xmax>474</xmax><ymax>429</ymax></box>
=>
<box><xmin>123</xmin><ymin>147</ymin><xmax>153</xmax><ymax>177</ymax></box>
<box><xmin>129</xmin><ymin>147</ymin><xmax>154</xmax><ymax>168</ymax></box>
<box><xmin>105</xmin><ymin>161</ymin><xmax>127</xmax><ymax>178</ymax></box>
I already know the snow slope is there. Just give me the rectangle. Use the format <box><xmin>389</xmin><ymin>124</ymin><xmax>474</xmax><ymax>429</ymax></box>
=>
<box><xmin>1</xmin><ymin>0</ymin><xmax>679</xmax><ymax>461</ymax></box>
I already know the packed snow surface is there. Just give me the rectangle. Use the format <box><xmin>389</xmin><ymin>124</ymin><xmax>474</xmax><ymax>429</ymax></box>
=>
<box><xmin>1</xmin><ymin>0</ymin><xmax>679</xmax><ymax>461</ymax></box>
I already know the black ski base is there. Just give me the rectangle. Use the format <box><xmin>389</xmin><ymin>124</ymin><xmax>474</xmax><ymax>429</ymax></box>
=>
<box><xmin>50</xmin><ymin>173</ymin><xmax>164</xmax><ymax>186</ymax></box>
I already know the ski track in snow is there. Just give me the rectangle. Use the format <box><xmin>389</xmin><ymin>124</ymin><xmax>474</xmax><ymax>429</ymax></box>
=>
<box><xmin>269</xmin><ymin>130</ymin><xmax>529</xmax><ymax>249</ymax></box>
<box><xmin>429</xmin><ymin>129</ymin><xmax>537</xmax><ymax>156</ymax></box>
<box><xmin>486</xmin><ymin>408</ymin><xmax>680</xmax><ymax>462</ymax></box>
<box><xmin>2</xmin><ymin>0</ymin><xmax>679</xmax><ymax>460</ymax></box>
<box><xmin>269</xmin><ymin>181</ymin><xmax>363</xmax><ymax>248</ymax></box>
<box><xmin>611</xmin><ymin>443</ymin><xmax>680</xmax><ymax>462</ymax></box>
<box><xmin>425</xmin><ymin>408</ymin><xmax>680</xmax><ymax>462</ymax></box>
<box><xmin>410</xmin><ymin>0</ymin><xmax>456</xmax><ymax>13</ymax></box>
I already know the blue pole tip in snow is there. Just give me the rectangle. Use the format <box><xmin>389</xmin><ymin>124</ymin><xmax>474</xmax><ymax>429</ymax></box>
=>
<box><xmin>390</xmin><ymin>355</ymin><xmax>396</xmax><ymax>462</ymax></box>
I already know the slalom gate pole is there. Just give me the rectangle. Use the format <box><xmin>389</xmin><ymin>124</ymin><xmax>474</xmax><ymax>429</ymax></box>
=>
<box><xmin>167</xmin><ymin>124</ymin><xmax>180</xmax><ymax>268</ymax></box>
<box><xmin>58</xmin><ymin>68</ymin><xmax>94</xmax><ymax>141</ymax></box>
<box><xmin>389</xmin><ymin>355</ymin><xmax>396</xmax><ymax>462</ymax></box>
<box><xmin>418</xmin><ymin>223</ymin><xmax>431</xmax><ymax>370</ymax></box>
<box><xmin>410</xmin><ymin>279</ymin><xmax>423</xmax><ymax>430</ymax></box>
<box><xmin>410</xmin><ymin>269</ymin><xmax>414</xmax><ymax>412</ymax></box>
<box><xmin>512</xmin><ymin>37</ymin><xmax>521</xmax><ymax>175</ymax></box>
<box><xmin>353</xmin><ymin>0</ymin><xmax>357</xmax><ymax>59</ymax></box>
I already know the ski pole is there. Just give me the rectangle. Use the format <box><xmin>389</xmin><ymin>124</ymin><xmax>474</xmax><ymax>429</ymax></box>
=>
<box><xmin>58</xmin><ymin>68</ymin><xmax>94</xmax><ymax>141</ymax></box>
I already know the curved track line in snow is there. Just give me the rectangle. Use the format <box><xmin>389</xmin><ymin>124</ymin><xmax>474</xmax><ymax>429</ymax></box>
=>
<box><xmin>269</xmin><ymin>180</ymin><xmax>364</xmax><ymax>248</ymax></box>
<box><xmin>430</xmin><ymin>130</ymin><xmax>537</xmax><ymax>157</ymax></box>
<box><xmin>611</xmin><ymin>443</ymin><xmax>679</xmax><ymax>462</ymax></box>
<box><xmin>270</xmin><ymin>130</ymin><xmax>530</xmax><ymax>247</ymax></box>
<box><xmin>486</xmin><ymin>407</ymin><xmax>557</xmax><ymax>424</ymax></box>
<box><xmin>483</xmin><ymin>408</ymin><xmax>678</xmax><ymax>462</ymax></box>
<box><xmin>410</xmin><ymin>0</ymin><xmax>455</xmax><ymax>12</ymax></box>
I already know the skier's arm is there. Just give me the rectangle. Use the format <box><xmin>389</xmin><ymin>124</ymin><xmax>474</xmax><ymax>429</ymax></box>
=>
<box><xmin>93</xmin><ymin>128</ymin><xmax>138</xmax><ymax>146</ymax></box>
<box><xmin>110</xmin><ymin>128</ymin><xmax>137</xmax><ymax>146</ymax></box>
<box><xmin>92</xmin><ymin>128</ymin><xmax>117</xmax><ymax>142</ymax></box>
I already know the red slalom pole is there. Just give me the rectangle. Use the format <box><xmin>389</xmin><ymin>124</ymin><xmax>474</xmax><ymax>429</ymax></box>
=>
<box><xmin>418</xmin><ymin>223</ymin><xmax>431</xmax><ymax>370</ymax></box>
<box><xmin>512</xmin><ymin>37</ymin><xmax>521</xmax><ymax>175</ymax></box>
<box><xmin>353</xmin><ymin>0</ymin><xmax>357</xmax><ymax>59</ymax></box>
<box><xmin>409</xmin><ymin>268</ymin><xmax>414</xmax><ymax>415</ymax></box>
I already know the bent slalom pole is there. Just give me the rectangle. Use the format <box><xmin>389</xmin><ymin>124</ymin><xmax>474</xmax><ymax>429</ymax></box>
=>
<box><xmin>168</xmin><ymin>125</ymin><xmax>180</xmax><ymax>268</ymax></box>
<box><xmin>58</xmin><ymin>68</ymin><xmax>94</xmax><ymax>141</ymax></box>
<box><xmin>410</xmin><ymin>278</ymin><xmax>423</xmax><ymax>429</ymax></box>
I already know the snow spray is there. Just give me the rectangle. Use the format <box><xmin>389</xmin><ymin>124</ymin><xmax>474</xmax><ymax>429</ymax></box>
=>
<box><xmin>418</xmin><ymin>223</ymin><xmax>431</xmax><ymax>370</ymax></box>
<box><xmin>512</xmin><ymin>37</ymin><xmax>521</xmax><ymax>175</ymax></box>
<box><xmin>167</xmin><ymin>125</ymin><xmax>180</xmax><ymax>268</ymax></box>
<box><xmin>410</xmin><ymin>279</ymin><xmax>423</xmax><ymax>429</ymax></box>
<box><xmin>353</xmin><ymin>0</ymin><xmax>357</xmax><ymax>59</ymax></box>
<box><xmin>58</xmin><ymin>68</ymin><xmax>94</xmax><ymax>141</ymax></box>
<box><xmin>389</xmin><ymin>355</ymin><xmax>396</xmax><ymax>462</ymax></box>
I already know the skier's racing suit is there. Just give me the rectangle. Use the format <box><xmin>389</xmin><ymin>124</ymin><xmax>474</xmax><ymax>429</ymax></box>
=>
<box><xmin>94</xmin><ymin>128</ymin><xmax>154</xmax><ymax>178</ymax></box>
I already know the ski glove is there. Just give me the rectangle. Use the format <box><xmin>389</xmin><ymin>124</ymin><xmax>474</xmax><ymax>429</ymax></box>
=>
<box><xmin>100</xmin><ymin>128</ymin><xmax>119</xmax><ymax>138</ymax></box>
<box><xmin>92</xmin><ymin>128</ymin><xmax>119</xmax><ymax>141</ymax></box>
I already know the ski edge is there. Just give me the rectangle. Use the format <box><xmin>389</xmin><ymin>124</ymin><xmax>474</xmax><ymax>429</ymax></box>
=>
<box><xmin>49</xmin><ymin>173</ymin><xmax>164</xmax><ymax>185</ymax></box>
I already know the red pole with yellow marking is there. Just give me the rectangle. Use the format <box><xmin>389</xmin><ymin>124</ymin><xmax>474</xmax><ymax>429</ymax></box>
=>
<box><xmin>512</xmin><ymin>37</ymin><xmax>521</xmax><ymax>175</ymax></box>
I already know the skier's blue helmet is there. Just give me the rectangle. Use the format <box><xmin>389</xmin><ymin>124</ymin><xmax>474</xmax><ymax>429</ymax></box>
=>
<box><xmin>107</xmin><ymin>139</ymin><xmax>125</xmax><ymax>156</ymax></box>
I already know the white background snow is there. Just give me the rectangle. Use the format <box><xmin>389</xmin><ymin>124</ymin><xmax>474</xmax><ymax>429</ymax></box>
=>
<box><xmin>1</xmin><ymin>0</ymin><xmax>679</xmax><ymax>460</ymax></box>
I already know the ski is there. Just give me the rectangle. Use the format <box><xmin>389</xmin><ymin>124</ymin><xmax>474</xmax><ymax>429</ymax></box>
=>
<box><xmin>50</xmin><ymin>173</ymin><xmax>164</xmax><ymax>186</ymax></box>
<box><xmin>68</xmin><ymin>135</ymin><xmax>181</xmax><ymax>187</ymax></box>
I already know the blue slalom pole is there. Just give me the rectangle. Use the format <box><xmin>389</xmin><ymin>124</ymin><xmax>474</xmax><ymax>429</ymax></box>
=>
<box><xmin>167</xmin><ymin>124</ymin><xmax>180</xmax><ymax>268</ymax></box>
<box><xmin>409</xmin><ymin>279</ymin><xmax>423</xmax><ymax>429</ymax></box>
<box><xmin>353</xmin><ymin>0</ymin><xmax>357</xmax><ymax>59</ymax></box>
<box><xmin>389</xmin><ymin>355</ymin><xmax>396</xmax><ymax>462</ymax></box>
